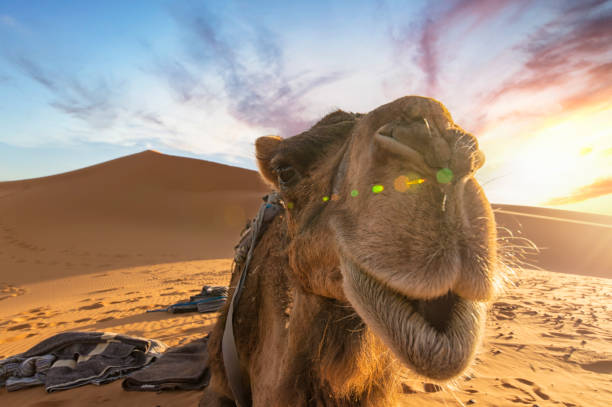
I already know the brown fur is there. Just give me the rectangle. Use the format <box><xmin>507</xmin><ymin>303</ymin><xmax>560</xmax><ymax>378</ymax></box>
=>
<box><xmin>202</xmin><ymin>96</ymin><xmax>498</xmax><ymax>406</ymax></box>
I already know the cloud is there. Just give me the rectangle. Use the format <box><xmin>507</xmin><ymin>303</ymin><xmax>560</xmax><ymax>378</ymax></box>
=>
<box><xmin>387</xmin><ymin>0</ymin><xmax>611</xmax><ymax>137</ymax></box>
<box><xmin>393</xmin><ymin>0</ymin><xmax>528</xmax><ymax>96</ymax></box>
<box><xmin>484</xmin><ymin>2</ymin><xmax>612</xmax><ymax>107</ymax></box>
<box><xmin>12</xmin><ymin>56</ymin><xmax>121</xmax><ymax>128</ymax></box>
<box><xmin>165</xmin><ymin>7</ymin><xmax>344</xmax><ymax>136</ymax></box>
<box><xmin>545</xmin><ymin>177</ymin><xmax>612</xmax><ymax>205</ymax></box>
<box><xmin>0</xmin><ymin>14</ymin><xmax>18</xmax><ymax>28</ymax></box>
<box><xmin>150</xmin><ymin>58</ymin><xmax>205</xmax><ymax>103</ymax></box>
<box><xmin>560</xmin><ymin>61</ymin><xmax>612</xmax><ymax>110</ymax></box>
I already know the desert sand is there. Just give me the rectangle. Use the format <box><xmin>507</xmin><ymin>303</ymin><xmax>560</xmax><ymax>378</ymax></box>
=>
<box><xmin>1</xmin><ymin>151</ymin><xmax>611</xmax><ymax>406</ymax></box>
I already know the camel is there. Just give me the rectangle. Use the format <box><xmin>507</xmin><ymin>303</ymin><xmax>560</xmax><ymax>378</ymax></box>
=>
<box><xmin>201</xmin><ymin>96</ymin><xmax>498</xmax><ymax>406</ymax></box>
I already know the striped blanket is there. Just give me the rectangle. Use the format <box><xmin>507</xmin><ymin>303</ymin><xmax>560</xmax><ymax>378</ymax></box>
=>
<box><xmin>0</xmin><ymin>331</ymin><xmax>166</xmax><ymax>392</ymax></box>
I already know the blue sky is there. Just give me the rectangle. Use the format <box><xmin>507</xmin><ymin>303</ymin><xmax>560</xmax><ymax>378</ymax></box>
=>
<box><xmin>0</xmin><ymin>1</ymin><xmax>611</xmax><ymax>214</ymax></box>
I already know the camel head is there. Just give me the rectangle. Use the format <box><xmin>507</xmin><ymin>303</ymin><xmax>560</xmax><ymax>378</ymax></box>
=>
<box><xmin>255</xmin><ymin>96</ymin><xmax>497</xmax><ymax>381</ymax></box>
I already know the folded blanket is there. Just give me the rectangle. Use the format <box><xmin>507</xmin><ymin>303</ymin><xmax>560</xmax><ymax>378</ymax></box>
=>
<box><xmin>122</xmin><ymin>336</ymin><xmax>210</xmax><ymax>391</ymax></box>
<box><xmin>0</xmin><ymin>331</ymin><xmax>166</xmax><ymax>392</ymax></box>
<box><xmin>147</xmin><ymin>285</ymin><xmax>227</xmax><ymax>314</ymax></box>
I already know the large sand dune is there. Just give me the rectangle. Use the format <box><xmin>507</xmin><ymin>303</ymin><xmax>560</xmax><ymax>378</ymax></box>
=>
<box><xmin>0</xmin><ymin>151</ymin><xmax>610</xmax><ymax>406</ymax></box>
<box><xmin>0</xmin><ymin>150</ymin><xmax>268</xmax><ymax>284</ymax></box>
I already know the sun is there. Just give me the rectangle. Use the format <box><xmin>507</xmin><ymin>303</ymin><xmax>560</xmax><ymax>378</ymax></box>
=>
<box><xmin>479</xmin><ymin>106</ymin><xmax>612</xmax><ymax>214</ymax></box>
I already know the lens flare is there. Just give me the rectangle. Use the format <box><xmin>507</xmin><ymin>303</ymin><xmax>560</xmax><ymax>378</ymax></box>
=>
<box><xmin>286</xmin><ymin>202</ymin><xmax>294</xmax><ymax>210</ymax></box>
<box><xmin>351</xmin><ymin>189</ymin><xmax>359</xmax><ymax>197</ymax></box>
<box><xmin>372</xmin><ymin>185</ymin><xmax>384</xmax><ymax>194</ymax></box>
<box><xmin>436</xmin><ymin>168</ymin><xmax>453</xmax><ymax>184</ymax></box>
<box><xmin>393</xmin><ymin>175</ymin><xmax>409</xmax><ymax>192</ymax></box>
<box><xmin>408</xmin><ymin>178</ymin><xmax>425</xmax><ymax>185</ymax></box>
<box><xmin>322</xmin><ymin>196</ymin><xmax>330</xmax><ymax>202</ymax></box>
<box><xmin>394</xmin><ymin>173</ymin><xmax>426</xmax><ymax>192</ymax></box>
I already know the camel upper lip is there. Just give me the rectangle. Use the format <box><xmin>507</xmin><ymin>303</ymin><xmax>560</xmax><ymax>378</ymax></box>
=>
<box><xmin>342</xmin><ymin>259</ymin><xmax>485</xmax><ymax>380</ymax></box>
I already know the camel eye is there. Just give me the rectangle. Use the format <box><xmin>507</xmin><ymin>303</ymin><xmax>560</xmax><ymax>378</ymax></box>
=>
<box><xmin>277</xmin><ymin>166</ymin><xmax>298</xmax><ymax>187</ymax></box>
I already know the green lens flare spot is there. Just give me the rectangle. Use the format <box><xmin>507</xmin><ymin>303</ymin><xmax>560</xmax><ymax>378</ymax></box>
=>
<box><xmin>286</xmin><ymin>202</ymin><xmax>294</xmax><ymax>210</ymax></box>
<box><xmin>436</xmin><ymin>168</ymin><xmax>454</xmax><ymax>184</ymax></box>
<box><xmin>350</xmin><ymin>189</ymin><xmax>359</xmax><ymax>197</ymax></box>
<box><xmin>322</xmin><ymin>196</ymin><xmax>330</xmax><ymax>202</ymax></box>
<box><xmin>372</xmin><ymin>185</ymin><xmax>384</xmax><ymax>194</ymax></box>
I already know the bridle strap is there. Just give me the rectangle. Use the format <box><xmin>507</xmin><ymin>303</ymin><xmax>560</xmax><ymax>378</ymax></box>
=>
<box><xmin>222</xmin><ymin>193</ymin><xmax>282</xmax><ymax>407</ymax></box>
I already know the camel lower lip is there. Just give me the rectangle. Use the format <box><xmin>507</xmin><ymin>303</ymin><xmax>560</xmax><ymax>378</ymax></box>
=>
<box><xmin>342</xmin><ymin>259</ymin><xmax>485</xmax><ymax>380</ymax></box>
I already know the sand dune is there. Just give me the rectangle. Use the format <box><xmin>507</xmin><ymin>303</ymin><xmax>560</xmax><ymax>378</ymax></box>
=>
<box><xmin>0</xmin><ymin>151</ymin><xmax>610</xmax><ymax>406</ymax></box>
<box><xmin>0</xmin><ymin>150</ymin><xmax>268</xmax><ymax>284</ymax></box>
<box><xmin>493</xmin><ymin>204</ymin><xmax>612</xmax><ymax>278</ymax></box>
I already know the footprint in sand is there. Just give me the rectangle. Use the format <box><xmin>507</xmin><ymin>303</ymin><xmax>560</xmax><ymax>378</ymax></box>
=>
<box><xmin>400</xmin><ymin>383</ymin><xmax>417</xmax><ymax>394</ymax></box>
<box><xmin>161</xmin><ymin>291</ymin><xmax>184</xmax><ymax>296</ymax></box>
<box><xmin>110</xmin><ymin>297</ymin><xmax>142</xmax><ymax>304</ymax></box>
<box><xmin>580</xmin><ymin>360</ymin><xmax>612</xmax><ymax>374</ymax></box>
<box><xmin>0</xmin><ymin>283</ymin><xmax>26</xmax><ymax>301</ymax></box>
<box><xmin>128</xmin><ymin>305</ymin><xmax>149</xmax><ymax>312</ymax></box>
<box><xmin>423</xmin><ymin>383</ymin><xmax>442</xmax><ymax>393</ymax></box>
<box><xmin>542</xmin><ymin>332</ymin><xmax>576</xmax><ymax>339</ymax></box>
<box><xmin>501</xmin><ymin>379</ymin><xmax>551</xmax><ymax>403</ymax></box>
<box><xmin>78</xmin><ymin>302</ymin><xmax>104</xmax><ymax>310</ymax></box>
<box><xmin>74</xmin><ymin>318</ymin><xmax>92</xmax><ymax>323</ymax></box>
<box><xmin>7</xmin><ymin>323</ymin><xmax>31</xmax><ymax>331</ymax></box>
<box><xmin>96</xmin><ymin>316</ymin><xmax>115</xmax><ymax>323</ymax></box>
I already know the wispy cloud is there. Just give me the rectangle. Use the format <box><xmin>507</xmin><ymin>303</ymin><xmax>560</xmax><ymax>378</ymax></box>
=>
<box><xmin>147</xmin><ymin>57</ymin><xmax>211</xmax><ymax>104</ymax></box>
<box><xmin>162</xmin><ymin>6</ymin><xmax>344</xmax><ymax>136</ymax></box>
<box><xmin>545</xmin><ymin>177</ymin><xmax>612</xmax><ymax>205</ymax></box>
<box><xmin>0</xmin><ymin>14</ymin><xmax>18</xmax><ymax>28</ymax></box>
<box><xmin>486</xmin><ymin>2</ymin><xmax>612</xmax><ymax>107</ymax></box>
<box><xmin>7</xmin><ymin>55</ymin><xmax>187</xmax><ymax>150</ymax></box>
<box><xmin>561</xmin><ymin>61</ymin><xmax>612</xmax><ymax>110</ymax></box>
<box><xmin>388</xmin><ymin>0</ymin><xmax>611</xmax><ymax>133</ymax></box>
<box><xmin>392</xmin><ymin>0</ymin><xmax>529</xmax><ymax>96</ymax></box>
<box><xmin>12</xmin><ymin>56</ymin><xmax>121</xmax><ymax>128</ymax></box>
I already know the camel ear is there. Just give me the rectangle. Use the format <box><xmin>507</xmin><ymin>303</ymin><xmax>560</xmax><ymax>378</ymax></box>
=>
<box><xmin>255</xmin><ymin>136</ymin><xmax>282</xmax><ymax>187</ymax></box>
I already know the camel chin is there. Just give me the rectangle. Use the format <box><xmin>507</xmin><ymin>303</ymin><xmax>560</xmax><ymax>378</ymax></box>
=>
<box><xmin>341</xmin><ymin>257</ymin><xmax>485</xmax><ymax>381</ymax></box>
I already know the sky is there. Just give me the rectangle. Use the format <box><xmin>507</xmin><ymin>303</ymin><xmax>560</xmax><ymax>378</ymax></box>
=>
<box><xmin>0</xmin><ymin>0</ymin><xmax>610</xmax><ymax>215</ymax></box>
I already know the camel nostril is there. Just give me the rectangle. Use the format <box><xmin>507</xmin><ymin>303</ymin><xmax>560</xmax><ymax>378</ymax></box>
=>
<box><xmin>375</xmin><ymin>121</ymin><xmax>455</xmax><ymax>171</ymax></box>
<box><xmin>377</xmin><ymin>124</ymin><xmax>396</xmax><ymax>139</ymax></box>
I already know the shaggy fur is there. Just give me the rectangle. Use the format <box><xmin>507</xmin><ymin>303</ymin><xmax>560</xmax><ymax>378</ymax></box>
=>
<box><xmin>202</xmin><ymin>96</ymin><xmax>498</xmax><ymax>406</ymax></box>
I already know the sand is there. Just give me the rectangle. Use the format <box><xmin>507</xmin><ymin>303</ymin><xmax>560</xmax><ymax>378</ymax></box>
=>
<box><xmin>1</xmin><ymin>151</ymin><xmax>610</xmax><ymax>406</ymax></box>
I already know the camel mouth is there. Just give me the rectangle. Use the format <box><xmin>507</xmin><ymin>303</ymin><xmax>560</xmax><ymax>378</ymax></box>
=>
<box><xmin>341</xmin><ymin>259</ymin><xmax>485</xmax><ymax>381</ymax></box>
<box><xmin>411</xmin><ymin>292</ymin><xmax>458</xmax><ymax>332</ymax></box>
